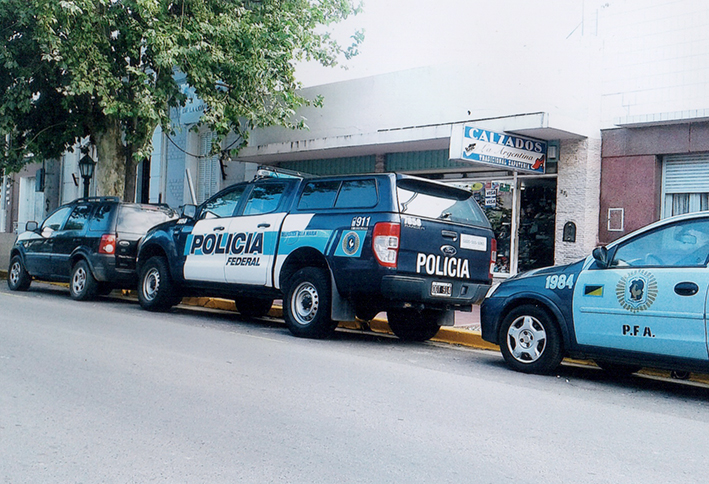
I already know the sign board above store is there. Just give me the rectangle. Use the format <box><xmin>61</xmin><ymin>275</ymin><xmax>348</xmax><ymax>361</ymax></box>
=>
<box><xmin>449</xmin><ymin>125</ymin><xmax>547</xmax><ymax>174</ymax></box>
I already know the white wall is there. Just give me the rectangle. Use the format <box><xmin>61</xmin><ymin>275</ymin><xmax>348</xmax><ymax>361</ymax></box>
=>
<box><xmin>249</xmin><ymin>40</ymin><xmax>603</xmax><ymax>148</ymax></box>
<box><xmin>598</xmin><ymin>0</ymin><xmax>709</xmax><ymax>125</ymax></box>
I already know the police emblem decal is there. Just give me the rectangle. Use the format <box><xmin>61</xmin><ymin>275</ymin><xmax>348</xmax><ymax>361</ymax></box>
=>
<box><xmin>342</xmin><ymin>231</ymin><xmax>360</xmax><ymax>256</ymax></box>
<box><xmin>615</xmin><ymin>270</ymin><xmax>658</xmax><ymax>313</ymax></box>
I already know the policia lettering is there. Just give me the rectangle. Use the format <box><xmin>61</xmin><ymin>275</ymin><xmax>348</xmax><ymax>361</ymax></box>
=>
<box><xmin>187</xmin><ymin>232</ymin><xmax>264</xmax><ymax>266</ymax></box>
<box><xmin>416</xmin><ymin>253</ymin><xmax>470</xmax><ymax>279</ymax></box>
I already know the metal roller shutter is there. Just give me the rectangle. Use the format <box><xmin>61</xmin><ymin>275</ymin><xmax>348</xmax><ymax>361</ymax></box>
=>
<box><xmin>663</xmin><ymin>154</ymin><xmax>709</xmax><ymax>194</ymax></box>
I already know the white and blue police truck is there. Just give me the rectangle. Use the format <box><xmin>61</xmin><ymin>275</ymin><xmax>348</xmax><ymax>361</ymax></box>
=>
<box><xmin>136</xmin><ymin>169</ymin><xmax>496</xmax><ymax>340</ymax></box>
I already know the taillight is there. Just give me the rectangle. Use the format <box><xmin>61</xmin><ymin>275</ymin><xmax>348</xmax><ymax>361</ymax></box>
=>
<box><xmin>372</xmin><ymin>222</ymin><xmax>400</xmax><ymax>268</ymax></box>
<box><xmin>99</xmin><ymin>234</ymin><xmax>116</xmax><ymax>255</ymax></box>
<box><xmin>489</xmin><ymin>238</ymin><xmax>497</xmax><ymax>280</ymax></box>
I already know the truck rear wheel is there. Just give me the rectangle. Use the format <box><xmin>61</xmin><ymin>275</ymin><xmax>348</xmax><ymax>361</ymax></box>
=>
<box><xmin>284</xmin><ymin>267</ymin><xmax>337</xmax><ymax>339</ymax></box>
<box><xmin>387</xmin><ymin>309</ymin><xmax>441</xmax><ymax>342</ymax></box>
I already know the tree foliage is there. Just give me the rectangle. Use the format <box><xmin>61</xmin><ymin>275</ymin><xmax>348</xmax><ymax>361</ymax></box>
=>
<box><xmin>0</xmin><ymin>0</ymin><xmax>362</xmax><ymax>200</ymax></box>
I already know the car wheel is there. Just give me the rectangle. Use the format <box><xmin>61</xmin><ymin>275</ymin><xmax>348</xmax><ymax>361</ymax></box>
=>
<box><xmin>7</xmin><ymin>255</ymin><xmax>31</xmax><ymax>291</ymax></box>
<box><xmin>387</xmin><ymin>309</ymin><xmax>441</xmax><ymax>342</ymax></box>
<box><xmin>595</xmin><ymin>360</ymin><xmax>641</xmax><ymax>376</ymax></box>
<box><xmin>234</xmin><ymin>297</ymin><xmax>273</xmax><ymax>318</ymax></box>
<box><xmin>70</xmin><ymin>260</ymin><xmax>98</xmax><ymax>301</ymax></box>
<box><xmin>499</xmin><ymin>304</ymin><xmax>563</xmax><ymax>374</ymax></box>
<box><xmin>284</xmin><ymin>267</ymin><xmax>337</xmax><ymax>339</ymax></box>
<box><xmin>138</xmin><ymin>256</ymin><xmax>179</xmax><ymax>311</ymax></box>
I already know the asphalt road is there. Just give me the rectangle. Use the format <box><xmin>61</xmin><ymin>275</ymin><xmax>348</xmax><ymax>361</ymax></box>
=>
<box><xmin>2</xmin><ymin>282</ymin><xmax>709</xmax><ymax>484</ymax></box>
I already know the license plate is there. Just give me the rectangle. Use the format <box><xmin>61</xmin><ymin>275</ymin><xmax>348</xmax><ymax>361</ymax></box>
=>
<box><xmin>431</xmin><ymin>281</ymin><xmax>452</xmax><ymax>297</ymax></box>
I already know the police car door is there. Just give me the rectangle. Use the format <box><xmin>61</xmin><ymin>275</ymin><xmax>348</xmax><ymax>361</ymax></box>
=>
<box><xmin>183</xmin><ymin>184</ymin><xmax>247</xmax><ymax>283</ymax></box>
<box><xmin>224</xmin><ymin>181</ymin><xmax>291</xmax><ymax>286</ymax></box>
<box><xmin>572</xmin><ymin>217</ymin><xmax>709</xmax><ymax>361</ymax></box>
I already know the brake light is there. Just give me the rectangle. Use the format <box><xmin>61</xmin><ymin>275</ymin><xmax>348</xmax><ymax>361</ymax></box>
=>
<box><xmin>489</xmin><ymin>238</ymin><xmax>497</xmax><ymax>280</ymax></box>
<box><xmin>372</xmin><ymin>222</ymin><xmax>400</xmax><ymax>268</ymax></box>
<box><xmin>99</xmin><ymin>234</ymin><xmax>116</xmax><ymax>255</ymax></box>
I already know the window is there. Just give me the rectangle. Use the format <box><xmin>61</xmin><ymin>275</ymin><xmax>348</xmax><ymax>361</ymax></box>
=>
<box><xmin>201</xmin><ymin>185</ymin><xmax>247</xmax><ymax>219</ymax></box>
<box><xmin>89</xmin><ymin>204</ymin><xmax>115</xmax><ymax>232</ymax></box>
<box><xmin>117</xmin><ymin>206</ymin><xmax>177</xmax><ymax>234</ymax></box>
<box><xmin>335</xmin><ymin>179</ymin><xmax>378</xmax><ymax>208</ymax></box>
<box><xmin>298</xmin><ymin>181</ymin><xmax>340</xmax><ymax>210</ymax></box>
<box><xmin>662</xmin><ymin>155</ymin><xmax>709</xmax><ymax>217</ymax></box>
<box><xmin>41</xmin><ymin>206</ymin><xmax>72</xmax><ymax>231</ymax></box>
<box><xmin>64</xmin><ymin>204</ymin><xmax>93</xmax><ymax>231</ymax></box>
<box><xmin>611</xmin><ymin>219</ymin><xmax>709</xmax><ymax>268</ymax></box>
<box><xmin>198</xmin><ymin>132</ymin><xmax>220</xmax><ymax>203</ymax></box>
<box><xmin>243</xmin><ymin>183</ymin><xmax>287</xmax><ymax>215</ymax></box>
<box><xmin>397</xmin><ymin>179</ymin><xmax>489</xmax><ymax>227</ymax></box>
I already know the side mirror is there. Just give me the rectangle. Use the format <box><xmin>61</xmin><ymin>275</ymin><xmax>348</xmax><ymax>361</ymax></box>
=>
<box><xmin>592</xmin><ymin>246</ymin><xmax>609</xmax><ymax>269</ymax></box>
<box><xmin>25</xmin><ymin>221</ymin><xmax>38</xmax><ymax>232</ymax></box>
<box><xmin>181</xmin><ymin>204</ymin><xmax>197</xmax><ymax>219</ymax></box>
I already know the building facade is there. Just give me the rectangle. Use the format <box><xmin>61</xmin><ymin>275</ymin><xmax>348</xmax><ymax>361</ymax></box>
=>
<box><xmin>3</xmin><ymin>0</ymin><xmax>709</xmax><ymax>280</ymax></box>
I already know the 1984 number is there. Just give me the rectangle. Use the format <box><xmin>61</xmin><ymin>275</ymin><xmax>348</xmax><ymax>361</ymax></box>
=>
<box><xmin>545</xmin><ymin>274</ymin><xmax>574</xmax><ymax>290</ymax></box>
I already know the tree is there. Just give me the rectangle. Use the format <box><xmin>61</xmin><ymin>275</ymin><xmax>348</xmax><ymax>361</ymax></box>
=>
<box><xmin>0</xmin><ymin>0</ymin><xmax>362</xmax><ymax>201</ymax></box>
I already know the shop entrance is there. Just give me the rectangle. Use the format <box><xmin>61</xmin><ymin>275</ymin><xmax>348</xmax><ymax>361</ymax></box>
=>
<box><xmin>454</xmin><ymin>175</ymin><xmax>557</xmax><ymax>277</ymax></box>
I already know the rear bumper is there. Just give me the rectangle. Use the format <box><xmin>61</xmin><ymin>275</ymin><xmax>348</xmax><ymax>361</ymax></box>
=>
<box><xmin>88</xmin><ymin>254</ymin><xmax>137</xmax><ymax>287</ymax></box>
<box><xmin>381</xmin><ymin>275</ymin><xmax>490</xmax><ymax>307</ymax></box>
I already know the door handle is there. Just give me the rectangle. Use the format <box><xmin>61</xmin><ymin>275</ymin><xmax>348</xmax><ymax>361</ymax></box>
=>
<box><xmin>213</xmin><ymin>226</ymin><xmax>225</xmax><ymax>231</ymax></box>
<box><xmin>674</xmin><ymin>282</ymin><xmax>699</xmax><ymax>296</ymax></box>
<box><xmin>258</xmin><ymin>223</ymin><xmax>271</xmax><ymax>228</ymax></box>
<box><xmin>442</xmin><ymin>230</ymin><xmax>458</xmax><ymax>240</ymax></box>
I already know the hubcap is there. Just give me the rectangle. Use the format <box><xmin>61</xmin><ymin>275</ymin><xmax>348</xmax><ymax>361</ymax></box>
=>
<box><xmin>143</xmin><ymin>267</ymin><xmax>160</xmax><ymax>302</ymax></box>
<box><xmin>72</xmin><ymin>266</ymin><xmax>87</xmax><ymax>294</ymax></box>
<box><xmin>507</xmin><ymin>315</ymin><xmax>547</xmax><ymax>363</ymax></box>
<box><xmin>9</xmin><ymin>262</ymin><xmax>21</xmax><ymax>286</ymax></box>
<box><xmin>291</xmin><ymin>281</ymin><xmax>319</xmax><ymax>326</ymax></box>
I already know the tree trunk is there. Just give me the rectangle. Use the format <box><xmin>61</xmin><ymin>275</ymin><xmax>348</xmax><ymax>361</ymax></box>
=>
<box><xmin>95</xmin><ymin>120</ymin><xmax>128</xmax><ymax>200</ymax></box>
<box><xmin>123</xmin><ymin>145</ymin><xmax>137</xmax><ymax>203</ymax></box>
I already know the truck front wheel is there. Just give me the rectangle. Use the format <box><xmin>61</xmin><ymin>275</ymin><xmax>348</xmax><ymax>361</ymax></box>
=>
<box><xmin>387</xmin><ymin>309</ymin><xmax>441</xmax><ymax>342</ymax></box>
<box><xmin>284</xmin><ymin>267</ymin><xmax>338</xmax><ymax>339</ymax></box>
<box><xmin>138</xmin><ymin>256</ymin><xmax>180</xmax><ymax>312</ymax></box>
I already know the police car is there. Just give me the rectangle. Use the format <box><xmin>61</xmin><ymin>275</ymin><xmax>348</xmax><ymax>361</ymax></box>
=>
<box><xmin>481</xmin><ymin>211</ymin><xmax>709</xmax><ymax>375</ymax></box>
<box><xmin>136</xmin><ymin>169</ymin><xmax>496</xmax><ymax>341</ymax></box>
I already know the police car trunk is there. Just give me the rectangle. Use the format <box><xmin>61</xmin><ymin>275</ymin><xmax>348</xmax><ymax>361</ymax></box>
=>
<box><xmin>380</xmin><ymin>176</ymin><xmax>495</xmax><ymax>309</ymax></box>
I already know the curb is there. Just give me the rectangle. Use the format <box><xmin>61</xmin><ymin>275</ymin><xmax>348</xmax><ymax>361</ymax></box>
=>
<box><xmin>3</xmin><ymin>271</ymin><xmax>708</xmax><ymax>385</ymax></box>
<box><xmin>180</xmin><ymin>296</ymin><xmax>499</xmax><ymax>350</ymax></box>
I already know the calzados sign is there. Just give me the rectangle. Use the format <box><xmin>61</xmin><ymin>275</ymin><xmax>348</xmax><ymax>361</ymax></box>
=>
<box><xmin>450</xmin><ymin>124</ymin><xmax>547</xmax><ymax>174</ymax></box>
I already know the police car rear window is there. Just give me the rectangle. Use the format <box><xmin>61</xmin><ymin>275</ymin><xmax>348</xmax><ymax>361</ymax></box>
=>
<box><xmin>117</xmin><ymin>206</ymin><xmax>176</xmax><ymax>234</ymax></box>
<box><xmin>298</xmin><ymin>179</ymin><xmax>378</xmax><ymax>210</ymax></box>
<box><xmin>396</xmin><ymin>179</ymin><xmax>490</xmax><ymax>227</ymax></box>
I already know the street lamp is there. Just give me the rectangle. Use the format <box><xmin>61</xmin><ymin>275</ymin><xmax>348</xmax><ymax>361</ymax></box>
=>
<box><xmin>78</xmin><ymin>154</ymin><xmax>96</xmax><ymax>198</ymax></box>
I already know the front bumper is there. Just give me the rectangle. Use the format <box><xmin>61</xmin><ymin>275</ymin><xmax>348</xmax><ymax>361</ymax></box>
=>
<box><xmin>479</xmin><ymin>296</ymin><xmax>507</xmax><ymax>344</ymax></box>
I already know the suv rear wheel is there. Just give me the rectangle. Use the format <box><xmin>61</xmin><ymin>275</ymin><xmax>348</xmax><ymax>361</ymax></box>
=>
<box><xmin>284</xmin><ymin>267</ymin><xmax>338</xmax><ymax>339</ymax></box>
<box><xmin>70</xmin><ymin>260</ymin><xmax>98</xmax><ymax>301</ymax></box>
<box><xmin>387</xmin><ymin>309</ymin><xmax>441</xmax><ymax>342</ymax></box>
<box><xmin>7</xmin><ymin>255</ymin><xmax>32</xmax><ymax>291</ymax></box>
<box><xmin>139</xmin><ymin>256</ymin><xmax>180</xmax><ymax>311</ymax></box>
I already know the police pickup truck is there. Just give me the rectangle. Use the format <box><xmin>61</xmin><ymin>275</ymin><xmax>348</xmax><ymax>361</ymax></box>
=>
<box><xmin>136</xmin><ymin>169</ymin><xmax>496</xmax><ymax>340</ymax></box>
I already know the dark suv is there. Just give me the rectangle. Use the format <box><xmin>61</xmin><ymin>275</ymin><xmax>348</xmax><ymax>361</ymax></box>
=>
<box><xmin>7</xmin><ymin>197</ymin><xmax>177</xmax><ymax>300</ymax></box>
